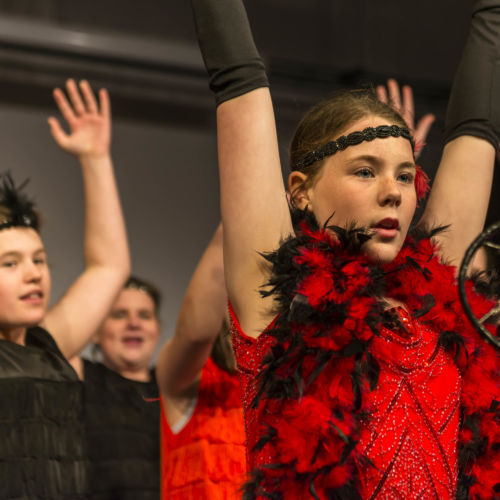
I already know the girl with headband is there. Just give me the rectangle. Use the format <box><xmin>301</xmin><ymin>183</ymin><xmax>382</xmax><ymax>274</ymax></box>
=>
<box><xmin>0</xmin><ymin>79</ymin><xmax>129</xmax><ymax>499</ymax></box>
<box><xmin>191</xmin><ymin>0</ymin><xmax>500</xmax><ymax>498</ymax></box>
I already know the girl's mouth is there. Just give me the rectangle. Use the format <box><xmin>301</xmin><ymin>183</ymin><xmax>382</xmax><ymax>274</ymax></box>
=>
<box><xmin>122</xmin><ymin>336</ymin><xmax>144</xmax><ymax>348</ymax></box>
<box><xmin>20</xmin><ymin>290</ymin><xmax>44</xmax><ymax>305</ymax></box>
<box><xmin>371</xmin><ymin>218</ymin><xmax>399</xmax><ymax>239</ymax></box>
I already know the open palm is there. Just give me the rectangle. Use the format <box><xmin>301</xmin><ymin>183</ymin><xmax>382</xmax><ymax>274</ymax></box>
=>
<box><xmin>376</xmin><ymin>79</ymin><xmax>435</xmax><ymax>159</ymax></box>
<box><xmin>48</xmin><ymin>79</ymin><xmax>110</xmax><ymax>158</ymax></box>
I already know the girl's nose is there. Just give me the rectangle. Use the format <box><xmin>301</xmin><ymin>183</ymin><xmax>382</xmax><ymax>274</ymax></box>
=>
<box><xmin>378</xmin><ymin>177</ymin><xmax>402</xmax><ymax>207</ymax></box>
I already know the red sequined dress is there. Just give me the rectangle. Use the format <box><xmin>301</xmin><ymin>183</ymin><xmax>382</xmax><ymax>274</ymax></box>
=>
<box><xmin>160</xmin><ymin>357</ymin><xmax>246</xmax><ymax>499</ymax></box>
<box><xmin>229</xmin><ymin>218</ymin><xmax>499</xmax><ymax>500</ymax></box>
<box><xmin>357</xmin><ymin>309</ymin><xmax>461</xmax><ymax>499</ymax></box>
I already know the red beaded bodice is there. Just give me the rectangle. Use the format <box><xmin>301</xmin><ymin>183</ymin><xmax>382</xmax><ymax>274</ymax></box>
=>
<box><xmin>228</xmin><ymin>306</ymin><xmax>276</xmax><ymax>471</ymax></box>
<box><xmin>357</xmin><ymin>308</ymin><xmax>460</xmax><ymax>499</ymax></box>
<box><xmin>230</xmin><ymin>305</ymin><xmax>461</xmax><ymax>499</ymax></box>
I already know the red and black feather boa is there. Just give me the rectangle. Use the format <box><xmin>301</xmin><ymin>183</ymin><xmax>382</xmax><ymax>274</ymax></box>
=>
<box><xmin>243</xmin><ymin>210</ymin><xmax>500</xmax><ymax>500</ymax></box>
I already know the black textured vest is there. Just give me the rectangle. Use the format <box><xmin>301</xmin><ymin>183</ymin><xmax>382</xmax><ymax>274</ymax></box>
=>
<box><xmin>83</xmin><ymin>359</ymin><xmax>160</xmax><ymax>500</ymax></box>
<box><xmin>0</xmin><ymin>327</ymin><xmax>86</xmax><ymax>499</ymax></box>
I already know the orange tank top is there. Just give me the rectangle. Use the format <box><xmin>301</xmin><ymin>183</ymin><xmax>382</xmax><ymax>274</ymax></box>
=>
<box><xmin>161</xmin><ymin>357</ymin><xmax>246</xmax><ymax>499</ymax></box>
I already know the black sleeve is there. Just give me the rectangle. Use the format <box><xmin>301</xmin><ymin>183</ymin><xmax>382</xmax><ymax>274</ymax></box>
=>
<box><xmin>191</xmin><ymin>0</ymin><xmax>269</xmax><ymax>106</ymax></box>
<box><xmin>444</xmin><ymin>0</ymin><xmax>500</xmax><ymax>149</ymax></box>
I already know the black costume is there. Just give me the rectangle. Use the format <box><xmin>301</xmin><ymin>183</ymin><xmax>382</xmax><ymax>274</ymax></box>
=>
<box><xmin>0</xmin><ymin>327</ymin><xmax>86</xmax><ymax>500</ymax></box>
<box><xmin>83</xmin><ymin>359</ymin><xmax>160</xmax><ymax>500</ymax></box>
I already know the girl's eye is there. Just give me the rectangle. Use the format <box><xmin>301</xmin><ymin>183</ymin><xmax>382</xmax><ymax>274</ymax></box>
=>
<box><xmin>2</xmin><ymin>260</ymin><xmax>16</xmax><ymax>268</ymax></box>
<box><xmin>398</xmin><ymin>172</ymin><xmax>415</xmax><ymax>184</ymax></box>
<box><xmin>355</xmin><ymin>168</ymin><xmax>373</xmax><ymax>178</ymax></box>
<box><xmin>139</xmin><ymin>312</ymin><xmax>154</xmax><ymax>320</ymax></box>
<box><xmin>110</xmin><ymin>311</ymin><xmax>127</xmax><ymax>319</ymax></box>
<box><xmin>34</xmin><ymin>258</ymin><xmax>46</xmax><ymax>265</ymax></box>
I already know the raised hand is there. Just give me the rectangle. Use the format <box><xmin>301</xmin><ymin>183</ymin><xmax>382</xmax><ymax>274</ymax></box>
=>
<box><xmin>48</xmin><ymin>79</ymin><xmax>110</xmax><ymax>159</ymax></box>
<box><xmin>376</xmin><ymin>78</ymin><xmax>435</xmax><ymax>159</ymax></box>
<box><xmin>43</xmin><ymin>78</ymin><xmax>130</xmax><ymax>360</ymax></box>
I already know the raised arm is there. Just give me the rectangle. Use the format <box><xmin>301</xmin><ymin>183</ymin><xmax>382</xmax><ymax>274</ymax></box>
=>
<box><xmin>419</xmin><ymin>0</ymin><xmax>500</xmax><ymax>266</ymax></box>
<box><xmin>192</xmin><ymin>0</ymin><xmax>293</xmax><ymax>336</ymax></box>
<box><xmin>376</xmin><ymin>78</ymin><xmax>436</xmax><ymax>160</ymax></box>
<box><xmin>42</xmin><ymin>79</ymin><xmax>130</xmax><ymax>359</ymax></box>
<box><xmin>156</xmin><ymin>224</ymin><xmax>226</xmax><ymax>399</ymax></box>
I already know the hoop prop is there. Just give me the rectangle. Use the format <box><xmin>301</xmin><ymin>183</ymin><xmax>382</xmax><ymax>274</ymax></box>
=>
<box><xmin>458</xmin><ymin>221</ymin><xmax>500</xmax><ymax>350</ymax></box>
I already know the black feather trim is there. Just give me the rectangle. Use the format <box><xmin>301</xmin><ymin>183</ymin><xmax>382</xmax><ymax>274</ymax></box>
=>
<box><xmin>242</xmin><ymin>467</ymin><xmax>285</xmax><ymax>500</ymax></box>
<box><xmin>413</xmin><ymin>294</ymin><xmax>436</xmax><ymax>318</ymax></box>
<box><xmin>306</xmin><ymin>350</ymin><xmax>335</xmax><ymax>390</ymax></box>
<box><xmin>362</xmin><ymin>352</ymin><xmax>380</xmax><ymax>391</ymax></box>
<box><xmin>309</xmin><ymin>465</ymin><xmax>336</xmax><ymax>500</ymax></box>
<box><xmin>327</xmin><ymin>482</ymin><xmax>363</xmax><ymax>500</ymax></box>
<box><xmin>340</xmin><ymin>436</ymin><xmax>358</xmax><ymax>465</ymax></box>
<box><xmin>340</xmin><ymin>338</ymin><xmax>365</xmax><ymax>358</ymax></box>
<box><xmin>438</xmin><ymin>330</ymin><xmax>467</xmax><ymax>365</ymax></box>
<box><xmin>455</xmin><ymin>471</ymin><xmax>474</xmax><ymax>500</ymax></box>
<box><xmin>323</xmin><ymin>222</ymin><xmax>372</xmax><ymax>254</ymax></box>
<box><xmin>458</xmin><ymin>414</ymin><xmax>487</xmax><ymax>471</ymax></box>
<box><xmin>405</xmin><ymin>256</ymin><xmax>432</xmax><ymax>281</ymax></box>
<box><xmin>410</xmin><ymin>224</ymin><xmax>449</xmax><ymax>244</ymax></box>
<box><xmin>0</xmin><ymin>173</ymin><xmax>39</xmax><ymax>231</ymax></box>
<box><xmin>252</xmin><ymin>423</ymin><xmax>278</xmax><ymax>453</ymax></box>
<box><xmin>470</xmin><ymin>268</ymin><xmax>500</xmax><ymax>304</ymax></box>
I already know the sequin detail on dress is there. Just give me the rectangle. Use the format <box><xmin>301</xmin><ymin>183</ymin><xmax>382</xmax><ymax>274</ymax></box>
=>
<box><xmin>357</xmin><ymin>308</ymin><xmax>460</xmax><ymax>499</ymax></box>
<box><xmin>228</xmin><ymin>302</ymin><xmax>276</xmax><ymax>470</ymax></box>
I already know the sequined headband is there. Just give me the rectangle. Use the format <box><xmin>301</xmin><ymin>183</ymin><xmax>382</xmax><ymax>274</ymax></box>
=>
<box><xmin>0</xmin><ymin>174</ymin><xmax>39</xmax><ymax>231</ymax></box>
<box><xmin>292</xmin><ymin>124</ymin><xmax>415</xmax><ymax>171</ymax></box>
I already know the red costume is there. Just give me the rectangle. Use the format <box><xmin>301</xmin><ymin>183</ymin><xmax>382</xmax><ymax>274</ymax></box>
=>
<box><xmin>230</xmin><ymin>214</ymin><xmax>500</xmax><ymax>499</ymax></box>
<box><xmin>160</xmin><ymin>357</ymin><xmax>246</xmax><ymax>499</ymax></box>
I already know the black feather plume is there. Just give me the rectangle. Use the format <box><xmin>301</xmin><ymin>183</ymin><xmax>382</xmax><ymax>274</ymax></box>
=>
<box><xmin>0</xmin><ymin>173</ymin><xmax>39</xmax><ymax>231</ymax></box>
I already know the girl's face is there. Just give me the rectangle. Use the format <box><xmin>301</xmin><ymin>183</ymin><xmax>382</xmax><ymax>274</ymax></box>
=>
<box><xmin>96</xmin><ymin>288</ymin><xmax>160</xmax><ymax>374</ymax></box>
<box><xmin>289</xmin><ymin>116</ymin><xmax>417</xmax><ymax>264</ymax></box>
<box><xmin>0</xmin><ymin>228</ymin><xmax>50</xmax><ymax>333</ymax></box>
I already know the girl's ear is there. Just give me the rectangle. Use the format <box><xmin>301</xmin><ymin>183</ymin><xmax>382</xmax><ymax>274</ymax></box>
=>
<box><xmin>287</xmin><ymin>171</ymin><xmax>311</xmax><ymax>210</ymax></box>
